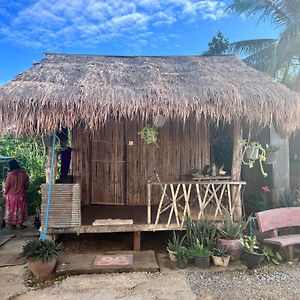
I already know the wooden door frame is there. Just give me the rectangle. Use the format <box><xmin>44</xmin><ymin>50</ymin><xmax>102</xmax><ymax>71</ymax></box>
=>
<box><xmin>89</xmin><ymin>121</ymin><xmax>127</xmax><ymax>205</ymax></box>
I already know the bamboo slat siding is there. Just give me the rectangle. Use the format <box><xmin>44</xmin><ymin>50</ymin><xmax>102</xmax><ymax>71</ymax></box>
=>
<box><xmin>41</xmin><ymin>184</ymin><xmax>81</xmax><ymax>228</ymax></box>
<box><xmin>72</xmin><ymin>116</ymin><xmax>210</xmax><ymax>206</ymax></box>
<box><xmin>72</xmin><ymin>126</ymin><xmax>90</xmax><ymax>205</ymax></box>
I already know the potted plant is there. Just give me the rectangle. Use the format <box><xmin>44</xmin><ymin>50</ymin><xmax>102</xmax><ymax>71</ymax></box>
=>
<box><xmin>218</xmin><ymin>214</ymin><xmax>243</xmax><ymax>261</ymax></box>
<box><xmin>189</xmin><ymin>241</ymin><xmax>212</xmax><ymax>269</ymax></box>
<box><xmin>138</xmin><ymin>126</ymin><xmax>158</xmax><ymax>145</ymax></box>
<box><xmin>167</xmin><ymin>231</ymin><xmax>185</xmax><ymax>262</ymax></box>
<box><xmin>174</xmin><ymin>246</ymin><xmax>189</xmax><ymax>269</ymax></box>
<box><xmin>241</xmin><ymin>140</ymin><xmax>268</xmax><ymax>177</ymax></box>
<box><xmin>244</xmin><ymin>141</ymin><xmax>260</xmax><ymax>161</ymax></box>
<box><xmin>23</xmin><ymin>239</ymin><xmax>62</xmax><ymax>279</ymax></box>
<box><xmin>212</xmin><ymin>245</ymin><xmax>230</xmax><ymax>267</ymax></box>
<box><xmin>265</xmin><ymin>144</ymin><xmax>279</xmax><ymax>164</ymax></box>
<box><xmin>185</xmin><ymin>218</ymin><xmax>219</xmax><ymax>251</ymax></box>
<box><xmin>241</xmin><ymin>235</ymin><xmax>264</xmax><ymax>269</ymax></box>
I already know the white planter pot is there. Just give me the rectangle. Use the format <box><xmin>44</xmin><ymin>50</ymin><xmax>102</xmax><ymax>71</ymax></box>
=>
<box><xmin>212</xmin><ymin>255</ymin><xmax>230</xmax><ymax>267</ymax></box>
<box><xmin>167</xmin><ymin>249</ymin><xmax>177</xmax><ymax>262</ymax></box>
<box><xmin>245</xmin><ymin>147</ymin><xmax>259</xmax><ymax>160</ymax></box>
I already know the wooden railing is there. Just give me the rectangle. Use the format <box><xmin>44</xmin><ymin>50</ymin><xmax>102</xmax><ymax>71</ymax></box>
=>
<box><xmin>147</xmin><ymin>180</ymin><xmax>246</xmax><ymax>229</ymax></box>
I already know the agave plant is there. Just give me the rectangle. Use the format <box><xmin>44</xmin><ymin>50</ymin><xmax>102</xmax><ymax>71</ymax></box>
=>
<box><xmin>167</xmin><ymin>231</ymin><xmax>185</xmax><ymax>253</ymax></box>
<box><xmin>213</xmin><ymin>245</ymin><xmax>229</xmax><ymax>257</ymax></box>
<box><xmin>23</xmin><ymin>239</ymin><xmax>62</xmax><ymax>262</ymax></box>
<box><xmin>219</xmin><ymin>214</ymin><xmax>243</xmax><ymax>240</ymax></box>
<box><xmin>186</xmin><ymin>218</ymin><xmax>219</xmax><ymax>250</ymax></box>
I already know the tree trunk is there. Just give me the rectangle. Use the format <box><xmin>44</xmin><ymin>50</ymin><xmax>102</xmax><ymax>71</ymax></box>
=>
<box><xmin>231</xmin><ymin>120</ymin><xmax>243</xmax><ymax>221</ymax></box>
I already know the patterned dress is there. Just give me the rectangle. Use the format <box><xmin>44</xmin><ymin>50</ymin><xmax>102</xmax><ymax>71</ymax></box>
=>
<box><xmin>4</xmin><ymin>169</ymin><xmax>29</xmax><ymax>226</ymax></box>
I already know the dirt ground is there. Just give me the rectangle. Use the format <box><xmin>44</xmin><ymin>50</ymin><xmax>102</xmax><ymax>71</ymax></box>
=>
<box><xmin>2</xmin><ymin>230</ymin><xmax>300</xmax><ymax>300</ymax></box>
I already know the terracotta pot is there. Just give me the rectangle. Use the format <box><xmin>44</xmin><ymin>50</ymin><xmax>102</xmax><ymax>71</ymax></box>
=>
<box><xmin>212</xmin><ymin>255</ymin><xmax>230</xmax><ymax>267</ymax></box>
<box><xmin>218</xmin><ymin>239</ymin><xmax>243</xmax><ymax>261</ymax></box>
<box><xmin>27</xmin><ymin>257</ymin><xmax>57</xmax><ymax>279</ymax></box>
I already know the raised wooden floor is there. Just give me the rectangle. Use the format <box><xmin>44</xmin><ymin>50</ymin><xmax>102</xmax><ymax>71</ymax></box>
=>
<box><xmin>46</xmin><ymin>204</ymin><xmax>225</xmax><ymax>236</ymax></box>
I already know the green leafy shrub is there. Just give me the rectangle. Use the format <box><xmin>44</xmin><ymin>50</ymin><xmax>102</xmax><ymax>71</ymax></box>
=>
<box><xmin>23</xmin><ymin>239</ymin><xmax>62</xmax><ymax>262</ymax></box>
<box><xmin>279</xmin><ymin>190</ymin><xmax>300</xmax><ymax>207</ymax></box>
<box><xmin>0</xmin><ymin>136</ymin><xmax>47</xmax><ymax>215</ymax></box>
<box><xmin>174</xmin><ymin>246</ymin><xmax>189</xmax><ymax>262</ymax></box>
<box><xmin>219</xmin><ymin>214</ymin><xmax>243</xmax><ymax>240</ymax></box>
<box><xmin>243</xmin><ymin>235</ymin><xmax>260</xmax><ymax>254</ymax></box>
<box><xmin>189</xmin><ymin>241</ymin><xmax>212</xmax><ymax>257</ymax></box>
<box><xmin>186</xmin><ymin>218</ymin><xmax>219</xmax><ymax>250</ymax></box>
<box><xmin>263</xmin><ymin>246</ymin><xmax>282</xmax><ymax>265</ymax></box>
<box><xmin>138</xmin><ymin>126</ymin><xmax>158</xmax><ymax>145</ymax></box>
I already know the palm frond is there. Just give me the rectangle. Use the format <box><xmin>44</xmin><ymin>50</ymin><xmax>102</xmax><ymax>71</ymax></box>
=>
<box><xmin>227</xmin><ymin>0</ymin><xmax>293</xmax><ymax>27</ymax></box>
<box><xmin>277</xmin><ymin>22</ymin><xmax>300</xmax><ymax>50</ymax></box>
<box><xmin>228</xmin><ymin>39</ymin><xmax>277</xmax><ymax>57</ymax></box>
<box><xmin>242</xmin><ymin>45</ymin><xmax>277</xmax><ymax>74</ymax></box>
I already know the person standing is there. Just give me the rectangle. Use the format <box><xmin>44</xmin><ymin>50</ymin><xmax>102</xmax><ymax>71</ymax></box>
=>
<box><xmin>4</xmin><ymin>159</ymin><xmax>29</xmax><ymax>230</ymax></box>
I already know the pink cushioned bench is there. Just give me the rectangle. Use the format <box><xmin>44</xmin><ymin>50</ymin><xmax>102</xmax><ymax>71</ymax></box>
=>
<box><xmin>256</xmin><ymin>207</ymin><xmax>300</xmax><ymax>261</ymax></box>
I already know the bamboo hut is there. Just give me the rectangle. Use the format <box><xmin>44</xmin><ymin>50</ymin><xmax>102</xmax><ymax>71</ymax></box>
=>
<box><xmin>0</xmin><ymin>53</ymin><xmax>299</xmax><ymax>246</ymax></box>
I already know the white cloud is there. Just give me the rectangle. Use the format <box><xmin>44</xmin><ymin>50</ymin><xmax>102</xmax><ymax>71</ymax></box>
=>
<box><xmin>0</xmin><ymin>0</ymin><xmax>227</xmax><ymax>50</ymax></box>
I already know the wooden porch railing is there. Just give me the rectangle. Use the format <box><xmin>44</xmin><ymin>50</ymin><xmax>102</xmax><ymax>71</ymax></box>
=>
<box><xmin>147</xmin><ymin>180</ymin><xmax>246</xmax><ymax>229</ymax></box>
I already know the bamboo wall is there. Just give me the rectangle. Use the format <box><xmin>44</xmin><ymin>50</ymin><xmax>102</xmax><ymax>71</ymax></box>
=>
<box><xmin>72</xmin><ymin>117</ymin><xmax>210</xmax><ymax>206</ymax></box>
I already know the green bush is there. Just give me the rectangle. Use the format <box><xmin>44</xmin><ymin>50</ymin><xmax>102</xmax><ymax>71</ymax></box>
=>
<box><xmin>0</xmin><ymin>136</ymin><xmax>47</xmax><ymax>215</ymax></box>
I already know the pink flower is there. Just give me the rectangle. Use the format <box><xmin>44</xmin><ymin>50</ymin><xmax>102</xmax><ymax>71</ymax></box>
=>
<box><xmin>262</xmin><ymin>186</ymin><xmax>270</xmax><ymax>193</ymax></box>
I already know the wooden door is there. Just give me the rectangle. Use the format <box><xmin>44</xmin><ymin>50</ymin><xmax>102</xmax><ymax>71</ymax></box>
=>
<box><xmin>91</xmin><ymin>120</ymin><xmax>126</xmax><ymax>205</ymax></box>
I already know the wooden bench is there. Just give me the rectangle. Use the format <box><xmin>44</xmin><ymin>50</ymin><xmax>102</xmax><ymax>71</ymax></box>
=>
<box><xmin>256</xmin><ymin>207</ymin><xmax>300</xmax><ymax>261</ymax></box>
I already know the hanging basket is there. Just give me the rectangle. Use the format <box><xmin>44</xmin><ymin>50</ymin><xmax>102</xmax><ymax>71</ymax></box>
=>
<box><xmin>245</xmin><ymin>146</ymin><xmax>259</xmax><ymax>160</ymax></box>
<box><xmin>265</xmin><ymin>152</ymin><xmax>277</xmax><ymax>164</ymax></box>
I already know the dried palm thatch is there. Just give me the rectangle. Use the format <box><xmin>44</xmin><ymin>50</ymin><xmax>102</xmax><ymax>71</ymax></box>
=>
<box><xmin>0</xmin><ymin>53</ymin><xmax>299</xmax><ymax>135</ymax></box>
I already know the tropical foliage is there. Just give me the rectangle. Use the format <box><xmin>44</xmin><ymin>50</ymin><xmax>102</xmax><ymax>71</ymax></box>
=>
<box><xmin>23</xmin><ymin>239</ymin><xmax>62</xmax><ymax>262</ymax></box>
<box><xmin>0</xmin><ymin>136</ymin><xmax>47</xmax><ymax>214</ymax></box>
<box><xmin>204</xmin><ymin>31</ymin><xmax>229</xmax><ymax>55</ymax></box>
<box><xmin>227</xmin><ymin>0</ymin><xmax>300</xmax><ymax>85</ymax></box>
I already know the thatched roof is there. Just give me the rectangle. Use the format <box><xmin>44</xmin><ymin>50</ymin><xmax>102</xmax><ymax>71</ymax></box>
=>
<box><xmin>0</xmin><ymin>53</ymin><xmax>300</xmax><ymax>135</ymax></box>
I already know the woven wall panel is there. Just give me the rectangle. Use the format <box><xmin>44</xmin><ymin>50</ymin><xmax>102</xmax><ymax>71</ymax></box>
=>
<box><xmin>41</xmin><ymin>183</ymin><xmax>81</xmax><ymax>228</ymax></box>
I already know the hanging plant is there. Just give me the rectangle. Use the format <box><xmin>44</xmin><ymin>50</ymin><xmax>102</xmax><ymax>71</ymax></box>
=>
<box><xmin>138</xmin><ymin>126</ymin><xmax>158</xmax><ymax>145</ymax></box>
<box><xmin>265</xmin><ymin>144</ymin><xmax>280</xmax><ymax>164</ymax></box>
<box><xmin>241</xmin><ymin>140</ymin><xmax>267</xmax><ymax>177</ymax></box>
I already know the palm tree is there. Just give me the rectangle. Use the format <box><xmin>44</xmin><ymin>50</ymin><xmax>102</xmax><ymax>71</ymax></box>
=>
<box><xmin>227</xmin><ymin>0</ymin><xmax>300</xmax><ymax>85</ymax></box>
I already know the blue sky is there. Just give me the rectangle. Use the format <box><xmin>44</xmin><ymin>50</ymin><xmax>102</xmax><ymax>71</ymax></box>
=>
<box><xmin>0</xmin><ymin>0</ymin><xmax>277</xmax><ymax>86</ymax></box>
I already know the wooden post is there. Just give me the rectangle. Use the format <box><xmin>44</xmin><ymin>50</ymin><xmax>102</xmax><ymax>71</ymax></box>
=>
<box><xmin>133</xmin><ymin>231</ymin><xmax>141</xmax><ymax>251</ymax></box>
<box><xmin>231</xmin><ymin>120</ymin><xmax>243</xmax><ymax>221</ymax></box>
<box><xmin>46</xmin><ymin>146</ymin><xmax>57</xmax><ymax>183</ymax></box>
<box><xmin>46</xmin><ymin>147</ymin><xmax>52</xmax><ymax>183</ymax></box>
<box><xmin>147</xmin><ymin>182</ymin><xmax>151</xmax><ymax>224</ymax></box>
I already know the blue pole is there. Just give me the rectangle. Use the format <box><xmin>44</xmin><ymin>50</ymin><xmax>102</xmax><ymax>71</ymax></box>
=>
<box><xmin>40</xmin><ymin>129</ymin><xmax>56</xmax><ymax>241</ymax></box>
